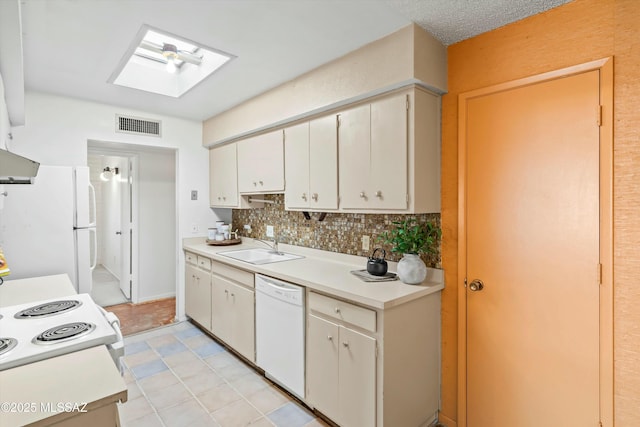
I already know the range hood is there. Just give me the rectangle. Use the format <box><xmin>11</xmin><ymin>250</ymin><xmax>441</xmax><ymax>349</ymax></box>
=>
<box><xmin>0</xmin><ymin>149</ymin><xmax>40</xmax><ymax>184</ymax></box>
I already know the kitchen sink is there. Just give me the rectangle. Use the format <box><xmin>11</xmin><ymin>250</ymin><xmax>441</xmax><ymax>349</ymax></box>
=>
<box><xmin>218</xmin><ymin>248</ymin><xmax>304</xmax><ymax>265</ymax></box>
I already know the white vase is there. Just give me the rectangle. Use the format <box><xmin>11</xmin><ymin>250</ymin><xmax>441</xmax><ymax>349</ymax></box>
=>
<box><xmin>397</xmin><ymin>253</ymin><xmax>427</xmax><ymax>285</ymax></box>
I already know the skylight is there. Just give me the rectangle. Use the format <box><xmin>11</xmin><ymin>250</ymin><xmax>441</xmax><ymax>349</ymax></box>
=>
<box><xmin>109</xmin><ymin>26</ymin><xmax>235</xmax><ymax>98</ymax></box>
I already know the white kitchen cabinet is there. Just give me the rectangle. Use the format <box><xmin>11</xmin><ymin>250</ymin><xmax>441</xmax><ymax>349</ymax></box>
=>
<box><xmin>185</xmin><ymin>257</ymin><xmax>212</xmax><ymax>330</ymax></box>
<box><xmin>338</xmin><ymin>87</ymin><xmax>440</xmax><ymax>213</ymax></box>
<box><xmin>307</xmin><ymin>295</ymin><xmax>377</xmax><ymax>427</ymax></box>
<box><xmin>237</xmin><ymin>130</ymin><xmax>284</xmax><ymax>194</ymax></box>
<box><xmin>209</xmin><ymin>143</ymin><xmax>239</xmax><ymax>208</ymax></box>
<box><xmin>211</xmin><ymin>262</ymin><xmax>255</xmax><ymax>362</ymax></box>
<box><xmin>284</xmin><ymin>115</ymin><xmax>338</xmax><ymax>210</ymax></box>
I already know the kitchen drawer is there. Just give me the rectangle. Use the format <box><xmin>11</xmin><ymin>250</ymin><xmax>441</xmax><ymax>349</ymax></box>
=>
<box><xmin>197</xmin><ymin>256</ymin><xmax>212</xmax><ymax>271</ymax></box>
<box><xmin>309</xmin><ymin>292</ymin><xmax>376</xmax><ymax>333</ymax></box>
<box><xmin>185</xmin><ymin>251</ymin><xmax>197</xmax><ymax>265</ymax></box>
<box><xmin>212</xmin><ymin>260</ymin><xmax>254</xmax><ymax>288</ymax></box>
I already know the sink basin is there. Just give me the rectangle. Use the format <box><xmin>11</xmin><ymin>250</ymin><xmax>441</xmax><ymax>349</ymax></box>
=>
<box><xmin>218</xmin><ymin>248</ymin><xmax>304</xmax><ymax>265</ymax></box>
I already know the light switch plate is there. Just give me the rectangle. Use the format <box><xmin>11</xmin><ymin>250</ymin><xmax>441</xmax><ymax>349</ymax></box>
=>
<box><xmin>191</xmin><ymin>190</ymin><xmax>198</xmax><ymax>200</ymax></box>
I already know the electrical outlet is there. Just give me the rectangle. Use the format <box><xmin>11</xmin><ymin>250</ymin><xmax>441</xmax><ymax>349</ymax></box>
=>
<box><xmin>362</xmin><ymin>235</ymin><xmax>370</xmax><ymax>251</ymax></box>
<box><xmin>191</xmin><ymin>224</ymin><xmax>199</xmax><ymax>233</ymax></box>
<box><xmin>266</xmin><ymin>225</ymin><xmax>275</xmax><ymax>237</ymax></box>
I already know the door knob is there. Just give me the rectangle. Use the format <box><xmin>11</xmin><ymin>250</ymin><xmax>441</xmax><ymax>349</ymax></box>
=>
<box><xmin>469</xmin><ymin>279</ymin><xmax>484</xmax><ymax>292</ymax></box>
<box><xmin>115</xmin><ymin>231</ymin><xmax>122</xmax><ymax>235</ymax></box>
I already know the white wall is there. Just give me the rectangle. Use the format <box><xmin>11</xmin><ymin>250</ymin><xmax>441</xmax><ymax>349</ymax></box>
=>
<box><xmin>8</xmin><ymin>91</ymin><xmax>222</xmax><ymax>319</ymax></box>
<box><xmin>138</xmin><ymin>150</ymin><xmax>175</xmax><ymax>301</ymax></box>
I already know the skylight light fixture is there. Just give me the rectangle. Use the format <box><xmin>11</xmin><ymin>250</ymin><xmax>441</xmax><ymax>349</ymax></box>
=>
<box><xmin>108</xmin><ymin>25</ymin><xmax>236</xmax><ymax>98</ymax></box>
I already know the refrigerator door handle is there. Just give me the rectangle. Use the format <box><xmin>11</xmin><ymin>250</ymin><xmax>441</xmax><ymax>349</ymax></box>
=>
<box><xmin>88</xmin><ymin>181</ymin><xmax>97</xmax><ymax>227</ymax></box>
<box><xmin>90</xmin><ymin>228</ymin><xmax>98</xmax><ymax>270</ymax></box>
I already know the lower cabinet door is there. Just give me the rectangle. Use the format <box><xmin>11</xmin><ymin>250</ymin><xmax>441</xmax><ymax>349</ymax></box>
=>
<box><xmin>307</xmin><ymin>314</ymin><xmax>340</xmax><ymax>419</ymax></box>
<box><xmin>229</xmin><ymin>282</ymin><xmax>255</xmax><ymax>362</ymax></box>
<box><xmin>338</xmin><ymin>326</ymin><xmax>377</xmax><ymax>427</ymax></box>
<box><xmin>211</xmin><ymin>275</ymin><xmax>231</xmax><ymax>342</ymax></box>
<box><xmin>185</xmin><ymin>265</ymin><xmax>211</xmax><ymax>330</ymax></box>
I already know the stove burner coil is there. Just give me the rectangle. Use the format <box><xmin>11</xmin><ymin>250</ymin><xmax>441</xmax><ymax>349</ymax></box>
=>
<box><xmin>15</xmin><ymin>300</ymin><xmax>82</xmax><ymax>319</ymax></box>
<box><xmin>32</xmin><ymin>322</ymin><xmax>96</xmax><ymax>345</ymax></box>
<box><xmin>0</xmin><ymin>338</ymin><xmax>18</xmax><ymax>357</ymax></box>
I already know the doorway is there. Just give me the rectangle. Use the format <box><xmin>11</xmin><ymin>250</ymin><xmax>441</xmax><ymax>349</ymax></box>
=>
<box><xmin>87</xmin><ymin>153</ymin><xmax>134</xmax><ymax>307</ymax></box>
<box><xmin>457</xmin><ymin>58</ymin><xmax>613</xmax><ymax>426</ymax></box>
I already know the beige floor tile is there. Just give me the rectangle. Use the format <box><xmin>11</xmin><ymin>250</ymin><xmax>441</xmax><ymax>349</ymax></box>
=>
<box><xmin>123</xmin><ymin>368</ymin><xmax>135</xmax><ymax>384</ymax></box>
<box><xmin>126</xmin><ymin>382</ymin><xmax>143</xmax><ymax>401</ymax></box>
<box><xmin>123</xmin><ymin>349</ymin><xmax>158</xmax><ymax>368</ymax></box>
<box><xmin>171</xmin><ymin>358</ymin><xmax>212</xmax><ymax>379</ymax></box>
<box><xmin>197</xmin><ymin>383</ymin><xmax>243</xmax><ymax>413</ymax></box>
<box><xmin>146</xmin><ymin>381</ymin><xmax>193</xmax><ymax>409</ymax></box>
<box><xmin>163</xmin><ymin>348</ymin><xmax>201</xmax><ymax>367</ymax></box>
<box><xmin>118</xmin><ymin>396</ymin><xmax>154</xmax><ymax>422</ymax></box>
<box><xmin>138</xmin><ymin>370</ymin><xmax>179</xmax><ymax>393</ymax></box>
<box><xmin>121</xmin><ymin>411</ymin><xmax>163</xmax><ymax>427</ymax></box>
<box><xmin>158</xmin><ymin>398</ymin><xmax>216</xmax><ymax>427</ymax></box>
<box><xmin>229</xmin><ymin>372</ymin><xmax>270</xmax><ymax>397</ymax></box>
<box><xmin>248</xmin><ymin>417</ymin><xmax>276</xmax><ymax>426</ymax></box>
<box><xmin>146</xmin><ymin>333</ymin><xmax>178</xmax><ymax>348</ymax></box>
<box><xmin>211</xmin><ymin>399</ymin><xmax>262</xmax><ymax>427</ymax></box>
<box><xmin>245</xmin><ymin>386</ymin><xmax>292</xmax><ymax>414</ymax></box>
<box><xmin>216</xmin><ymin>361</ymin><xmax>253</xmax><ymax>381</ymax></box>
<box><xmin>205</xmin><ymin>351</ymin><xmax>242</xmax><ymax>370</ymax></box>
<box><xmin>183</xmin><ymin>370</ymin><xmax>226</xmax><ymax>395</ymax></box>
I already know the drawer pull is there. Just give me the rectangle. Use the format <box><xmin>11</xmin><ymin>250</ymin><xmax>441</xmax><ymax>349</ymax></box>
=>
<box><xmin>327</xmin><ymin>335</ymin><xmax>333</xmax><ymax>341</ymax></box>
<box><xmin>342</xmin><ymin>342</ymin><xmax>349</xmax><ymax>348</ymax></box>
<box><xmin>334</xmin><ymin>307</ymin><xmax>341</xmax><ymax>314</ymax></box>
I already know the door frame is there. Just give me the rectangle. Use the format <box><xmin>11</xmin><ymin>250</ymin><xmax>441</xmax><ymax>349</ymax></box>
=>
<box><xmin>457</xmin><ymin>57</ymin><xmax>613</xmax><ymax>427</ymax></box>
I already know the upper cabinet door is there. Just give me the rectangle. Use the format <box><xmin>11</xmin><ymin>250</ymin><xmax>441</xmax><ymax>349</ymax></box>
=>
<box><xmin>309</xmin><ymin>115</ymin><xmax>338</xmax><ymax>210</ymax></box>
<box><xmin>338</xmin><ymin>104</ymin><xmax>371</xmax><ymax>209</ymax></box>
<box><xmin>370</xmin><ymin>93</ymin><xmax>408</xmax><ymax>210</ymax></box>
<box><xmin>284</xmin><ymin>122</ymin><xmax>310</xmax><ymax>209</ymax></box>
<box><xmin>238</xmin><ymin>130</ymin><xmax>285</xmax><ymax>193</ymax></box>
<box><xmin>209</xmin><ymin>143</ymin><xmax>238</xmax><ymax>207</ymax></box>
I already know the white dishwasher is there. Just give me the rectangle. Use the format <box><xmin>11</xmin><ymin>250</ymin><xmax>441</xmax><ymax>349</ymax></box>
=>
<box><xmin>255</xmin><ymin>274</ymin><xmax>305</xmax><ymax>399</ymax></box>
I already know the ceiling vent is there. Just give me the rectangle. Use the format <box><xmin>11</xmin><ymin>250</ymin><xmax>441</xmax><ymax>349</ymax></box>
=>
<box><xmin>116</xmin><ymin>114</ymin><xmax>161</xmax><ymax>137</ymax></box>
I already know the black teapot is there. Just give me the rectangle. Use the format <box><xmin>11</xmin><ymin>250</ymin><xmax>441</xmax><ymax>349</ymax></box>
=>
<box><xmin>367</xmin><ymin>248</ymin><xmax>388</xmax><ymax>276</ymax></box>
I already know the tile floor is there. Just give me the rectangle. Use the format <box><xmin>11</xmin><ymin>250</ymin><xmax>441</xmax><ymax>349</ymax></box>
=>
<box><xmin>119</xmin><ymin>321</ymin><xmax>329</xmax><ymax>427</ymax></box>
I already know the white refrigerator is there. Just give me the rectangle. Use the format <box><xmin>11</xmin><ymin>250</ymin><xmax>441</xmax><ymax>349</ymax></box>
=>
<box><xmin>0</xmin><ymin>166</ymin><xmax>97</xmax><ymax>293</ymax></box>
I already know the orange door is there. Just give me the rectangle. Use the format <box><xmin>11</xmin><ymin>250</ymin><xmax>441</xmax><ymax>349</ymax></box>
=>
<box><xmin>465</xmin><ymin>70</ymin><xmax>600</xmax><ymax>426</ymax></box>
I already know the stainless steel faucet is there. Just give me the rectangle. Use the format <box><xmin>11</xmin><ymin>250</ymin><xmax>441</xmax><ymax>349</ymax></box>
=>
<box><xmin>254</xmin><ymin>234</ymin><xmax>281</xmax><ymax>255</ymax></box>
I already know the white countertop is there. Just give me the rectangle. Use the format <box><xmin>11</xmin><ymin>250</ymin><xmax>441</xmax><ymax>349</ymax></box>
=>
<box><xmin>183</xmin><ymin>238</ymin><xmax>444</xmax><ymax>309</ymax></box>
<box><xmin>0</xmin><ymin>274</ymin><xmax>127</xmax><ymax>427</ymax></box>
<box><xmin>0</xmin><ymin>274</ymin><xmax>77</xmax><ymax>307</ymax></box>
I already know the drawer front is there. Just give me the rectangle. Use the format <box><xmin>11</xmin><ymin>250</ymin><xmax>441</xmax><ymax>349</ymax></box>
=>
<box><xmin>212</xmin><ymin>260</ymin><xmax>254</xmax><ymax>288</ymax></box>
<box><xmin>309</xmin><ymin>292</ymin><xmax>376</xmax><ymax>333</ymax></box>
<box><xmin>185</xmin><ymin>251</ymin><xmax>197</xmax><ymax>265</ymax></box>
<box><xmin>197</xmin><ymin>256</ymin><xmax>212</xmax><ymax>271</ymax></box>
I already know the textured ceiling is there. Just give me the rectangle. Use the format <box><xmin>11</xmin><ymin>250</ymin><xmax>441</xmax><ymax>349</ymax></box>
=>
<box><xmin>14</xmin><ymin>0</ymin><xmax>573</xmax><ymax>121</ymax></box>
<box><xmin>388</xmin><ymin>0</ymin><xmax>573</xmax><ymax>45</ymax></box>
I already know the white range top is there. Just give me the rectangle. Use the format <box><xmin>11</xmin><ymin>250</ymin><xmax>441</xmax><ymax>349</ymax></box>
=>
<box><xmin>183</xmin><ymin>237</ymin><xmax>444</xmax><ymax>309</ymax></box>
<box><xmin>0</xmin><ymin>274</ymin><xmax>127</xmax><ymax>427</ymax></box>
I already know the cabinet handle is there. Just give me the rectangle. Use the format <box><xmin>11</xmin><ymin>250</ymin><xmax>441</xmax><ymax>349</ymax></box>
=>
<box><xmin>231</xmin><ymin>293</ymin><xmax>235</xmax><ymax>297</ymax></box>
<box><xmin>375</xmin><ymin>190</ymin><xmax>382</xmax><ymax>198</ymax></box>
<box><xmin>222</xmin><ymin>196</ymin><xmax>226</xmax><ymax>200</ymax></box>
<box><xmin>342</xmin><ymin>342</ymin><xmax>349</xmax><ymax>348</ymax></box>
<box><xmin>259</xmin><ymin>180</ymin><xmax>263</xmax><ymax>186</ymax></box>
<box><xmin>359</xmin><ymin>191</ymin><xmax>366</xmax><ymax>198</ymax></box>
<box><xmin>253</xmin><ymin>181</ymin><xmax>257</xmax><ymax>186</ymax></box>
<box><xmin>224</xmin><ymin>289</ymin><xmax>228</xmax><ymax>294</ymax></box>
<box><xmin>334</xmin><ymin>307</ymin><xmax>341</xmax><ymax>314</ymax></box>
<box><xmin>327</xmin><ymin>335</ymin><xmax>333</xmax><ymax>341</ymax></box>
<box><xmin>311</xmin><ymin>193</ymin><xmax>318</xmax><ymax>201</ymax></box>
<box><xmin>302</xmin><ymin>193</ymin><xmax>307</xmax><ymax>201</ymax></box>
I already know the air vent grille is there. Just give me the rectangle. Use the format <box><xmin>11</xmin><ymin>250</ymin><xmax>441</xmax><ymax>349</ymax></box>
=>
<box><xmin>116</xmin><ymin>115</ymin><xmax>161</xmax><ymax>137</ymax></box>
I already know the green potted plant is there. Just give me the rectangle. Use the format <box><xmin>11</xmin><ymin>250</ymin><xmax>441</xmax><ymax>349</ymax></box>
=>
<box><xmin>378</xmin><ymin>218</ymin><xmax>441</xmax><ymax>284</ymax></box>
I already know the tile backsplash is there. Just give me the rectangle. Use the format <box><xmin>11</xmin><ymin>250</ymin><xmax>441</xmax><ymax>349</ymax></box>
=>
<box><xmin>232</xmin><ymin>194</ymin><xmax>441</xmax><ymax>268</ymax></box>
